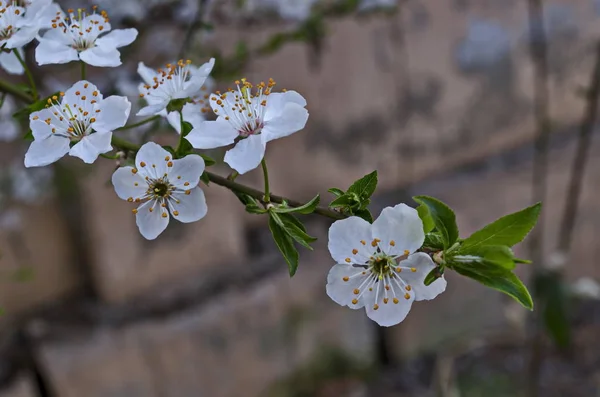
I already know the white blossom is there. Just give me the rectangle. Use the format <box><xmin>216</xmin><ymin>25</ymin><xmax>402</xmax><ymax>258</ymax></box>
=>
<box><xmin>35</xmin><ymin>6</ymin><xmax>138</xmax><ymax>67</ymax></box>
<box><xmin>137</xmin><ymin>58</ymin><xmax>215</xmax><ymax>117</ymax></box>
<box><xmin>185</xmin><ymin>78</ymin><xmax>309</xmax><ymax>174</ymax></box>
<box><xmin>0</xmin><ymin>0</ymin><xmax>57</xmax><ymax>73</ymax></box>
<box><xmin>326</xmin><ymin>204</ymin><xmax>446</xmax><ymax>327</ymax></box>
<box><xmin>111</xmin><ymin>142</ymin><xmax>207</xmax><ymax>240</ymax></box>
<box><xmin>24</xmin><ymin>80</ymin><xmax>131</xmax><ymax>167</ymax></box>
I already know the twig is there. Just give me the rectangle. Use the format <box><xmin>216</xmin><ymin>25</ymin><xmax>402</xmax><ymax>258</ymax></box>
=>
<box><xmin>525</xmin><ymin>0</ymin><xmax>552</xmax><ymax>395</ymax></box>
<box><xmin>556</xmin><ymin>41</ymin><xmax>600</xmax><ymax>253</ymax></box>
<box><xmin>0</xmin><ymin>79</ymin><xmax>33</xmax><ymax>103</ymax></box>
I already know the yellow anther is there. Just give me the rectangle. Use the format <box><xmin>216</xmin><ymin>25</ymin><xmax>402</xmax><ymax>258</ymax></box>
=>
<box><xmin>353</xmin><ymin>289</ymin><xmax>359</xmax><ymax>295</ymax></box>
<box><xmin>342</xmin><ymin>276</ymin><xmax>349</xmax><ymax>282</ymax></box>
<box><xmin>383</xmin><ymin>298</ymin><xmax>389</xmax><ymax>304</ymax></box>
<box><xmin>373</xmin><ymin>304</ymin><xmax>379</xmax><ymax>310</ymax></box>
<box><xmin>393</xmin><ymin>298</ymin><xmax>399</xmax><ymax>304</ymax></box>
<box><xmin>345</xmin><ymin>258</ymin><xmax>351</xmax><ymax>263</ymax></box>
<box><xmin>184</xmin><ymin>182</ymin><xmax>190</xmax><ymax>186</ymax></box>
<box><xmin>185</xmin><ymin>190</ymin><xmax>191</xmax><ymax>195</ymax></box>
<box><xmin>127</xmin><ymin>197</ymin><xmax>133</xmax><ymax>202</ymax></box>
<box><xmin>404</xmin><ymin>250</ymin><xmax>410</xmax><ymax>256</ymax></box>
<box><xmin>406</xmin><ymin>285</ymin><xmax>412</xmax><ymax>291</ymax></box>
<box><xmin>132</xmin><ymin>209</ymin><xmax>138</xmax><ymax>214</ymax></box>
<box><xmin>352</xmin><ymin>249</ymin><xmax>358</xmax><ymax>255</ymax></box>
<box><xmin>396</xmin><ymin>267</ymin><xmax>402</xmax><ymax>273</ymax></box>
<box><xmin>161</xmin><ymin>212</ymin><xmax>168</xmax><ymax>218</ymax></box>
<box><xmin>173</xmin><ymin>211</ymin><xmax>179</xmax><ymax>216</ymax></box>
<box><xmin>390</xmin><ymin>240</ymin><xmax>396</xmax><ymax>246</ymax></box>
<box><xmin>404</xmin><ymin>293</ymin><xmax>411</xmax><ymax>300</ymax></box>
<box><xmin>384</xmin><ymin>285</ymin><xmax>390</xmax><ymax>291</ymax></box>
<box><xmin>352</xmin><ymin>298</ymin><xmax>358</xmax><ymax>305</ymax></box>
<box><xmin>410</xmin><ymin>268</ymin><xmax>416</xmax><ymax>272</ymax></box>
<box><xmin>131</xmin><ymin>168</ymin><xmax>138</xmax><ymax>174</ymax></box>
<box><xmin>167</xmin><ymin>161</ymin><xmax>173</xmax><ymax>167</ymax></box>
<box><xmin>140</xmin><ymin>162</ymin><xmax>146</xmax><ymax>167</ymax></box>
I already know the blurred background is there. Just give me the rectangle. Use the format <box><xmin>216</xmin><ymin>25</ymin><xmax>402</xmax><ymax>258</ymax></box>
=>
<box><xmin>0</xmin><ymin>0</ymin><xmax>599</xmax><ymax>396</ymax></box>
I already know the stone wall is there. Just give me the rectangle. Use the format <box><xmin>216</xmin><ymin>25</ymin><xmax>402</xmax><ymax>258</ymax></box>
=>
<box><xmin>1</xmin><ymin>0</ymin><xmax>600</xmax><ymax>396</ymax></box>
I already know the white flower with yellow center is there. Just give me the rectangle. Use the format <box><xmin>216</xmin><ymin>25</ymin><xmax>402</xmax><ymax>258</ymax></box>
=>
<box><xmin>0</xmin><ymin>0</ymin><xmax>58</xmax><ymax>74</ymax></box>
<box><xmin>185</xmin><ymin>78</ymin><xmax>309</xmax><ymax>175</ymax></box>
<box><xmin>24</xmin><ymin>80</ymin><xmax>131</xmax><ymax>167</ymax></box>
<box><xmin>111</xmin><ymin>142</ymin><xmax>207</xmax><ymax>240</ymax></box>
<box><xmin>326</xmin><ymin>204</ymin><xmax>447</xmax><ymax>327</ymax></box>
<box><xmin>35</xmin><ymin>6</ymin><xmax>138</xmax><ymax>67</ymax></box>
<box><xmin>137</xmin><ymin>58</ymin><xmax>215</xmax><ymax>117</ymax></box>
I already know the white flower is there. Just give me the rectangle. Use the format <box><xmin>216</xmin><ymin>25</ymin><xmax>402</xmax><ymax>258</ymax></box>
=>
<box><xmin>111</xmin><ymin>142</ymin><xmax>207</xmax><ymax>240</ymax></box>
<box><xmin>185</xmin><ymin>79</ymin><xmax>309</xmax><ymax>174</ymax></box>
<box><xmin>0</xmin><ymin>0</ymin><xmax>52</xmax><ymax>50</ymax></box>
<box><xmin>24</xmin><ymin>80</ymin><xmax>131</xmax><ymax>167</ymax></box>
<box><xmin>326</xmin><ymin>204</ymin><xmax>447</xmax><ymax>327</ymax></box>
<box><xmin>137</xmin><ymin>58</ymin><xmax>215</xmax><ymax>117</ymax></box>
<box><xmin>35</xmin><ymin>6</ymin><xmax>138</xmax><ymax>67</ymax></box>
<box><xmin>0</xmin><ymin>96</ymin><xmax>20</xmax><ymax>141</ymax></box>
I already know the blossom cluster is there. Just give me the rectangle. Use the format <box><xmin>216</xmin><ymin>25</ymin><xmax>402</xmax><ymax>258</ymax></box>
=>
<box><xmin>11</xmin><ymin>0</ymin><xmax>548</xmax><ymax>329</ymax></box>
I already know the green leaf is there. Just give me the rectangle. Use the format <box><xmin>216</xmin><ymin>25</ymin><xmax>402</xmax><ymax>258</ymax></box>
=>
<box><xmin>454</xmin><ymin>245</ymin><xmax>516</xmax><ymax>272</ymax></box>
<box><xmin>461</xmin><ymin>203</ymin><xmax>542</xmax><ymax>250</ymax></box>
<box><xmin>328</xmin><ymin>188</ymin><xmax>345</xmax><ymax>197</ymax></box>
<box><xmin>23</xmin><ymin>129</ymin><xmax>33</xmax><ymax>142</ymax></box>
<box><xmin>413</xmin><ymin>196</ymin><xmax>458</xmax><ymax>249</ymax></box>
<box><xmin>329</xmin><ymin>194</ymin><xmax>357</xmax><ymax>208</ymax></box>
<box><xmin>270</xmin><ymin>212</ymin><xmax>316</xmax><ymax>250</ymax></box>
<box><xmin>453</xmin><ymin>267</ymin><xmax>533</xmax><ymax>310</ymax></box>
<box><xmin>274</xmin><ymin>195</ymin><xmax>320</xmax><ymax>215</ymax></box>
<box><xmin>424</xmin><ymin>266</ymin><xmax>444</xmax><ymax>286</ymax></box>
<box><xmin>423</xmin><ymin>232</ymin><xmax>444</xmax><ymax>250</ymax></box>
<box><xmin>200</xmin><ymin>154</ymin><xmax>216</xmax><ymax>167</ymax></box>
<box><xmin>268</xmin><ymin>215</ymin><xmax>300</xmax><ymax>276</ymax></box>
<box><xmin>347</xmin><ymin>170</ymin><xmax>377</xmax><ymax>200</ymax></box>
<box><xmin>416</xmin><ymin>204</ymin><xmax>435</xmax><ymax>233</ymax></box>
<box><xmin>200</xmin><ymin>172</ymin><xmax>210</xmax><ymax>186</ymax></box>
<box><xmin>535</xmin><ymin>272</ymin><xmax>571</xmax><ymax>348</ymax></box>
<box><xmin>354</xmin><ymin>209</ymin><xmax>374</xmax><ymax>223</ymax></box>
<box><xmin>514</xmin><ymin>258</ymin><xmax>532</xmax><ymax>264</ymax></box>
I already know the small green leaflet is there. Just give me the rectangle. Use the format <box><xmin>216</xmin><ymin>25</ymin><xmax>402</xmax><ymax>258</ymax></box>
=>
<box><xmin>416</xmin><ymin>204</ymin><xmax>435</xmax><ymax>233</ymax></box>
<box><xmin>347</xmin><ymin>170</ymin><xmax>377</xmax><ymax>200</ymax></box>
<box><xmin>273</xmin><ymin>195</ymin><xmax>320</xmax><ymax>215</ymax></box>
<box><xmin>461</xmin><ymin>203</ymin><xmax>542</xmax><ymax>250</ymax></box>
<box><xmin>270</xmin><ymin>212</ymin><xmax>317</xmax><ymax>250</ymax></box>
<box><xmin>413</xmin><ymin>196</ymin><xmax>458</xmax><ymax>249</ymax></box>
<box><xmin>327</xmin><ymin>188</ymin><xmax>345</xmax><ymax>197</ymax></box>
<box><xmin>268</xmin><ymin>215</ymin><xmax>299</xmax><ymax>276</ymax></box>
<box><xmin>453</xmin><ymin>245</ymin><xmax>517</xmax><ymax>272</ymax></box>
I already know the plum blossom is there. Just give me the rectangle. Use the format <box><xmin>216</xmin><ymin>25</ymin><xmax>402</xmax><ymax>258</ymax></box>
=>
<box><xmin>137</xmin><ymin>58</ymin><xmax>215</xmax><ymax>117</ymax></box>
<box><xmin>24</xmin><ymin>80</ymin><xmax>131</xmax><ymax>167</ymax></box>
<box><xmin>35</xmin><ymin>6</ymin><xmax>138</xmax><ymax>67</ymax></box>
<box><xmin>0</xmin><ymin>0</ymin><xmax>57</xmax><ymax>74</ymax></box>
<box><xmin>326</xmin><ymin>204</ymin><xmax>446</xmax><ymax>327</ymax></box>
<box><xmin>185</xmin><ymin>78</ymin><xmax>309</xmax><ymax>174</ymax></box>
<box><xmin>111</xmin><ymin>142</ymin><xmax>207</xmax><ymax>240</ymax></box>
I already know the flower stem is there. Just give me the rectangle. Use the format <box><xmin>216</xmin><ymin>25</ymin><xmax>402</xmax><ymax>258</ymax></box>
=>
<box><xmin>111</xmin><ymin>136</ymin><xmax>141</xmax><ymax>152</ymax></box>
<box><xmin>175</xmin><ymin>111</ymin><xmax>186</xmax><ymax>156</ymax></box>
<box><xmin>261</xmin><ymin>158</ymin><xmax>271</xmax><ymax>203</ymax></box>
<box><xmin>80</xmin><ymin>61</ymin><xmax>87</xmax><ymax>80</ymax></box>
<box><xmin>0</xmin><ymin>78</ymin><xmax>33</xmax><ymax>103</ymax></box>
<box><xmin>116</xmin><ymin>115</ymin><xmax>160</xmax><ymax>131</ymax></box>
<box><xmin>13</xmin><ymin>49</ymin><xmax>38</xmax><ymax>100</ymax></box>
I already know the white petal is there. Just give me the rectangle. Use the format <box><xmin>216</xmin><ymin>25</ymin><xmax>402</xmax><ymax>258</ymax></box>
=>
<box><xmin>0</xmin><ymin>50</ymin><xmax>24</xmax><ymax>74</ymax></box>
<box><xmin>183</xmin><ymin>58</ymin><xmax>215</xmax><ymax>96</ymax></box>
<box><xmin>167</xmin><ymin>154</ymin><xmax>205</xmax><ymax>189</ymax></box>
<box><xmin>135</xmin><ymin>142</ymin><xmax>170</xmax><ymax>178</ymax></box>
<box><xmin>30</xmin><ymin>119</ymin><xmax>54</xmax><ymax>140</ymax></box>
<box><xmin>262</xmin><ymin>103</ymin><xmax>309</xmax><ymax>142</ymax></box>
<box><xmin>264</xmin><ymin>91</ymin><xmax>307</xmax><ymax>121</ymax></box>
<box><xmin>79</xmin><ymin>47</ymin><xmax>121</xmax><ymax>67</ymax></box>
<box><xmin>137</xmin><ymin>102</ymin><xmax>168</xmax><ymax>116</ymax></box>
<box><xmin>68</xmin><ymin>132</ymin><xmax>112</xmax><ymax>164</ymax></box>
<box><xmin>93</xmin><ymin>96</ymin><xmax>131</xmax><ymax>131</ymax></box>
<box><xmin>372</xmin><ymin>204</ymin><xmax>425</xmax><ymax>256</ymax></box>
<box><xmin>39</xmin><ymin>27</ymin><xmax>72</xmax><ymax>44</ymax></box>
<box><xmin>223</xmin><ymin>135</ymin><xmax>266</xmax><ymax>175</ymax></box>
<box><xmin>111</xmin><ymin>167</ymin><xmax>147</xmax><ymax>200</ymax></box>
<box><xmin>167</xmin><ymin>111</ymin><xmax>182</xmax><ymax>134</ymax></box>
<box><xmin>5</xmin><ymin>27</ymin><xmax>37</xmax><ymax>48</ymax></box>
<box><xmin>181</xmin><ymin>103</ymin><xmax>204</xmax><ymax>124</ymax></box>
<box><xmin>328</xmin><ymin>216</ymin><xmax>373</xmax><ymax>264</ymax></box>
<box><xmin>170</xmin><ymin>187</ymin><xmax>207</xmax><ymax>223</ymax></box>
<box><xmin>400</xmin><ymin>252</ymin><xmax>447</xmax><ymax>301</ymax></box>
<box><xmin>24</xmin><ymin>136</ymin><xmax>70</xmax><ymax>167</ymax></box>
<box><xmin>35</xmin><ymin>39</ymin><xmax>79</xmax><ymax>65</ymax></box>
<box><xmin>95</xmin><ymin>28</ymin><xmax>138</xmax><ymax>49</ymax></box>
<box><xmin>364</xmin><ymin>280</ymin><xmax>414</xmax><ymax>327</ymax></box>
<box><xmin>185</xmin><ymin>119</ymin><xmax>238</xmax><ymax>149</ymax></box>
<box><xmin>326</xmin><ymin>264</ymin><xmax>370</xmax><ymax>308</ymax></box>
<box><xmin>136</xmin><ymin>200</ymin><xmax>169</xmax><ymax>240</ymax></box>
<box><xmin>137</xmin><ymin>62</ymin><xmax>158</xmax><ymax>85</ymax></box>
<box><xmin>63</xmin><ymin>80</ymin><xmax>102</xmax><ymax>107</ymax></box>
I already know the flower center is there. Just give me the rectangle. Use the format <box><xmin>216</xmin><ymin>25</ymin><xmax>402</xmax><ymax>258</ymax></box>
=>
<box><xmin>211</xmin><ymin>78</ymin><xmax>280</xmax><ymax>137</ymax></box>
<box><xmin>50</xmin><ymin>7</ymin><xmax>110</xmax><ymax>51</ymax></box>
<box><xmin>0</xmin><ymin>5</ymin><xmax>25</xmax><ymax>42</ymax></box>
<box><xmin>149</xmin><ymin>180</ymin><xmax>173</xmax><ymax>199</ymax></box>
<box><xmin>139</xmin><ymin>60</ymin><xmax>194</xmax><ymax>100</ymax></box>
<box><xmin>369</xmin><ymin>255</ymin><xmax>395</xmax><ymax>279</ymax></box>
